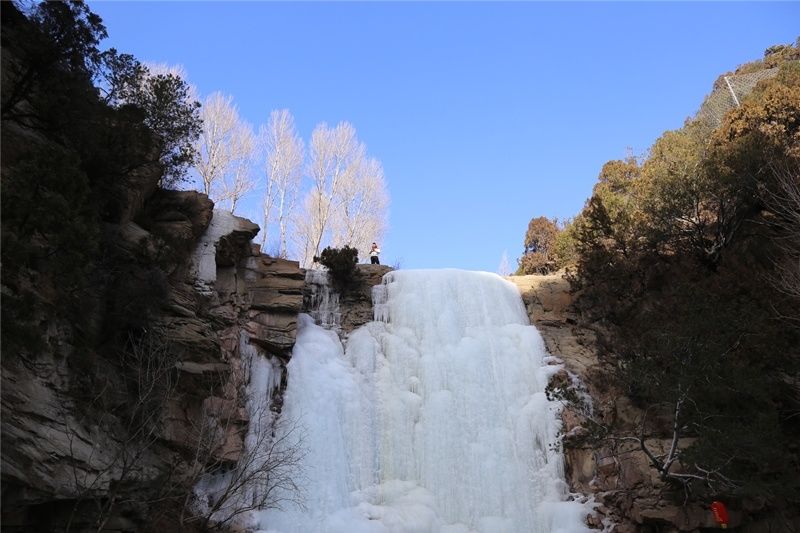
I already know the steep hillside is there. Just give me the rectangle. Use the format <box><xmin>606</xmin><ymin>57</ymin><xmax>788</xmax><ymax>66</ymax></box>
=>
<box><xmin>511</xmin><ymin>272</ymin><xmax>800</xmax><ymax>532</ymax></box>
<box><xmin>513</xmin><ymin>38</ymin><xmax>800</xmax><ymax>532</ymax></box>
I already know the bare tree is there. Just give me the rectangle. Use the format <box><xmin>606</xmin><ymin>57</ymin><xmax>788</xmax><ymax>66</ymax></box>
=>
<box><xmin>182</xmin><ymin>411</ymin><xmax>306</xmax><ymax>530</ymax></box>
<box><xmin>179</xmin><ymin>367</ymin><xmax>306</xmax><ymax>531</ymax></box>
<box><xmin>63</xmin><ymin>334</ymin><xmax>179</xmax><ymax>532</ymax></box>
<box><xmin>295</xmin><ymin>122</ymin><xmax>389</xmax><ymax>267</ymax></box>
<box><xmin>498</xmin><ymin>251</ymin><xmax>511</xmax><ymax>276</ymax></box>
<box><xmin>260</xmin><ymin>110</ymin><xmax>304</xmax><ymax>256</ymax></box>
<box><xmin>296</xmin><ymin>122</ymin><xmax>363</xmax><ymax>266</ymax></box>
<box><xmin>58</xmin><ymin>335</ymin><xmax>305</xmax><ymax>532</ymax></box>
<box><xmin>293</xmin><ymin>190</ymin><xmax>327</xmax><ymax>269</ymax></box>
<box><xmin>548</xmin><ymin>341</ymin><xmax>746</xmax><ymax>502</ymax></box>
<box><xmin>217</xmin><ymin>121</ymin><xmax>256</xmax><ymax>213</ymax></box>
<box><xmin>194</xmin><ymin>93</ymin><xmax>254</xmax><ymax>203</ymax></box>
<box><xmin>332</xmin><ymin>156</ymin><xmax>389</xmax><ymax>261</ymax></box>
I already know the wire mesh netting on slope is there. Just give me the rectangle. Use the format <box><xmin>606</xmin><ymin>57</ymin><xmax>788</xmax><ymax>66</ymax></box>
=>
<box><xmin>696</xmin><ymin>67</ymin><xmax>780</xmax><ymax>127</ymax></box>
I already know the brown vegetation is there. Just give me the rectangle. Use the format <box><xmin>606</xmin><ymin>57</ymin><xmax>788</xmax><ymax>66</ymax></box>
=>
<box><xmin>546</xmin><ymin>39</ymin><xmax>800</xmax><ymax>520</ymax></box>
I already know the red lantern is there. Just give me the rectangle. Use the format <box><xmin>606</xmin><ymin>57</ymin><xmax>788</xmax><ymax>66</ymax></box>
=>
<box><xmin>711</xmin><ymin>501</ymin><xmax>729</xmax><ymax>529</ymax></box>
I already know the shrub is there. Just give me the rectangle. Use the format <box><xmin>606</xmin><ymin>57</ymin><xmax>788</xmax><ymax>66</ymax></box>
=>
<box><xmin>315</xmin><ymin>246</ymin><xmax>359</xmax><ymax>291</ymax></box>
<box><xmin>553</xmin><ymin>218</ymin><xmax>579</xmax><ymax>269</ymax></box>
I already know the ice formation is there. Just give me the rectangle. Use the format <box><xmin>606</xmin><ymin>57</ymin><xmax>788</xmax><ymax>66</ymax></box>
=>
<box><xmin>305</xmin><ymin>268</ymin><xmax>342</xmax><ymax>331</ymax></box>
<box><xmin>253</xmin><ymin>269</ymin><xmax>592</xmax><ymax>533</ymax></box>
<box><xmin>191</xmin><ymin>209</ymin><xmax>242</xmax><ymax>293</ymax></box>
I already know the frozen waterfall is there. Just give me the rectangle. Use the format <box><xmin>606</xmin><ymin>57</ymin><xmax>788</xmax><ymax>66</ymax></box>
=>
<box><xmin>253</xmin><ymin>269</ymin><xmax>591</xmax><ymax>533</ymax></box>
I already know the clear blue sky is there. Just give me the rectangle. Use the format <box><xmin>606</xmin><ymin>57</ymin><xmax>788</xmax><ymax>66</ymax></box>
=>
<box><xmin>90</xmin><ymin>1</ymin><xmax>798</xmax><ymax>272</ymax></box>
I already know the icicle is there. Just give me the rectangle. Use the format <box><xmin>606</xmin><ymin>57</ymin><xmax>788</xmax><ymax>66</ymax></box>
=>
<box><xmin>372</xmin><ymin>276</ymin><xmax>390</xmax><ymax>323</ymax></box>
<box><xmin>305</xmin><ymin>269</ymin><xmax>341</xmax><ymax>331</ymax></box>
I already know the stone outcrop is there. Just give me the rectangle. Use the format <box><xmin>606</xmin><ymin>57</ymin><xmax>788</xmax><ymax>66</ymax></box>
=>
<box><xmin>244</xmin><ymin>254</ymin><xmax>305</xmax><ymax>358</ymax></box>
<box><xmin>338</xmin><ymin>264</ymin><xmax>393</xmax><ymax>333</ymax></box>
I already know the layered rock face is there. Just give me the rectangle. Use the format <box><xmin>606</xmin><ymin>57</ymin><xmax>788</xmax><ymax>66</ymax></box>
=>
<box><xmin>152</xmin><ymin>207</ymin><xmax>305</xmax><ymax>468</ymax></box>
<box><xmin>1</xmin><ymin>187</ymin><xmax>303</xmax><ymax>531</ymax></box>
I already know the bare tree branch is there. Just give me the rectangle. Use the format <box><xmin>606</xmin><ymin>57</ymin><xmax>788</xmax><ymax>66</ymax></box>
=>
<box><xmin>194</xmin><ymin>92</ymin><xmax>255</xmax><ymax>210</ymax></box>
<box><xmin>259</xmin><ymin>110</ymin><xmax>304</xmax><ymax>256</ymax></box>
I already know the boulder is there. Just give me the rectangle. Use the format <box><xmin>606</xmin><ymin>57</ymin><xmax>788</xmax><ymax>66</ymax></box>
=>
<box><xmin>632</xmin><ymin>500</ymin><xmax>727</xmax><ymax>531</ymax></box>
<box><xmin>164</xmin><ymin>280</ymin><xmax>200</xmax><ymax>318</ymax></box>
<box><xmin>249</xmin><ymin>288</ymin><xmax>304</xmax><ymax>312</ymax></box>
<box><xmin>243</xmin><ymin>256</ymin><xmax>304</xmax><ymax>316</ymax></box>
<box><xmin>507</xmin><ymin>273</ymin><xmax>599</xmax><ymax>376</ymax></box>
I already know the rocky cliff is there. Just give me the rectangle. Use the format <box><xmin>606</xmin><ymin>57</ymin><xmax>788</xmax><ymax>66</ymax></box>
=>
<box><xmin>303</xmin><ymin>264</ymin><xmax>393</xmax><ymax>335</ymax></box>
<box><xmin>2</xmin><ymin>174</ymin><xmax>304</xmax><ymax>531</ymax></box>
<box><xmin>510</xmin><ymin>273</ymin><xmax>799</xmax><ymax>533</ymax></box>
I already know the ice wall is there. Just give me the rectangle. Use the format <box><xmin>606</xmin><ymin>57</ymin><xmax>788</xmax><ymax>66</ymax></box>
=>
<box><xmin>256</xmin><ymin>269</ymin><xmax>592</xmax><ymax>533</ymax></box>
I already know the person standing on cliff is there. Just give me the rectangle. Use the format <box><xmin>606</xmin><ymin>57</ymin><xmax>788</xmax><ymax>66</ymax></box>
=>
<box><xmin>369</xmin><ymin>242</ymin><xmax>381</xmax><ymax>265</ymax></box>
